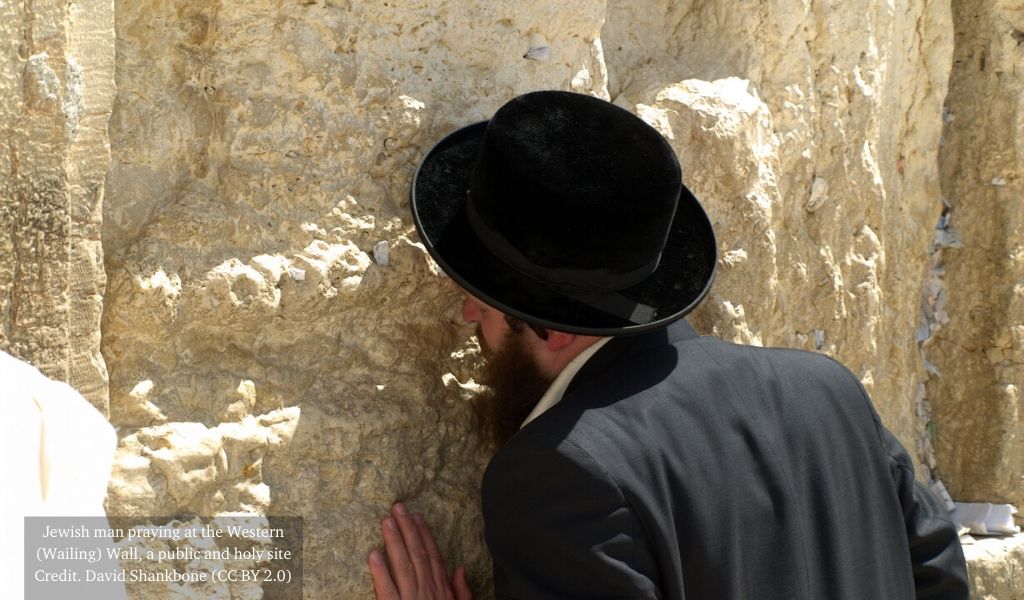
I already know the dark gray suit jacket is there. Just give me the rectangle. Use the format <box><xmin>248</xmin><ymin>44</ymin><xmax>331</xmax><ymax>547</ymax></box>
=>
<box><xmin>481</xmin><ymin>320</ymin><xmax>968</xmax><ymax>599</ymax></box>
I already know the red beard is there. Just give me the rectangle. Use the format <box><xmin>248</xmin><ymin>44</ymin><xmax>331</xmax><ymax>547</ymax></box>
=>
<box><xmin>472</xmin><ymin>327</ymin><xmax>555</xmax><ymax>453</ymax></box>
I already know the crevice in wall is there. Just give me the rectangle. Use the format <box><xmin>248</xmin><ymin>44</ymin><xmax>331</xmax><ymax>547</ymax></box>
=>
<box><xmin>916</xmin><ymin>202</ymin><xmax>961</xmax><ymax>483</ymax></box>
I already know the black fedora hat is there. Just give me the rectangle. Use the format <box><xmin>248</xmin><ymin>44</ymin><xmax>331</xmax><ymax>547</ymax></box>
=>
<box><xmin>411</xmin><ymin>90</ymin><xmax>716</xmax><ymax>336</ymax></box>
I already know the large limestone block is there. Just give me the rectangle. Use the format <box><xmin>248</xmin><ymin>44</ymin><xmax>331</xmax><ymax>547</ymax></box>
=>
<box><xmin>931</xmin><ymin>0</ymin><xmax>1024</xmax><ymax>507</ymax></box>
<box><xmin>103</xmin><ymin>1</ymin><xmax>607</xmax><ymax>596</ymax></box>
<box><xmin>0</xmin><ymin>0</ymin><xmax>114</xmax><ymax>412</ymax></box>
<box><xmin>964</xmin><ymin>535</ymin><xmax>1024</xmax><ymax>599</ymax></box>
<box><xmin>604</xmin><ymin>0</ymin><xmax>954</xmax><ymax>463</ymax></box>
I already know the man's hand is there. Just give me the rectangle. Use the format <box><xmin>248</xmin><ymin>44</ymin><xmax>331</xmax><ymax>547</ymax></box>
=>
<box><xmin>368</xmin><ymin>503</ymin><xmax>472</xmax><ymax>600</ymax></box>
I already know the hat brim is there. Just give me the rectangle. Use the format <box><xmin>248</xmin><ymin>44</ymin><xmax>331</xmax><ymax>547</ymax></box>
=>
<box><xmin>411</xmin><ymin>121</ymin><xmax>717</xmax><ymax>336</ymax></box>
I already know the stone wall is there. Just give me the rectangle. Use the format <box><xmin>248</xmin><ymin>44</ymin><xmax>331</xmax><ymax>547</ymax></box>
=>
<box><xmin>603</xmin><ymin>0</ymin><xmax>953</xmax><ymax>472</ymax></box>
<box><xmin>930</xmin><ymin>0</ymin><xmax>1024</xmax><ymax>509</ymax></box>
<box><xmin>1</xmin><ymin>0</ymin><xmax>1021</xmax><ymax>597</ymax></box>
<box><xmin>100</xmin><ymin>1</ymin><xmax>608</xmax><ymax>597</ymax></box>
<box><xmin>0</xmin><ymin>0</ymin><xmax>114</xmax><ymax>412</ymax></box>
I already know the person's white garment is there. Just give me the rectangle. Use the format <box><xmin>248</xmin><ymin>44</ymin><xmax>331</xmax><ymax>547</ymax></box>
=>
<box><xmin>521</xmin><ymin>337</ymin><xmax>612</xmax><ymax>427</ymax></box>
<box><xmin>0</xmin><ymin>351</ymin><xmax>124</xmax><ymax>599</ymax></box>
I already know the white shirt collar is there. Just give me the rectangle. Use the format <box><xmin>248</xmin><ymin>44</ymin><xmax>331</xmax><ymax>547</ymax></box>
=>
<box><xmin>520</xmin><ymin>337</ymin><xmax>613</xmax><ymax>428</ymax></box>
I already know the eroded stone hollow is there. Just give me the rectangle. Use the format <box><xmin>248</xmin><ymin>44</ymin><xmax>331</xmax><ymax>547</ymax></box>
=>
<box><xmin>1</xmin><ymin>0</ymin><xmax>1021</xmax><ymax>597</ymax></box>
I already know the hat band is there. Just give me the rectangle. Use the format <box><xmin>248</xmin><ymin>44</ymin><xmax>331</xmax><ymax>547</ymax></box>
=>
<box><xmin>465</xmin><ymin>197</ymin><xmax>660</xmax><ymax>293</ymax></box>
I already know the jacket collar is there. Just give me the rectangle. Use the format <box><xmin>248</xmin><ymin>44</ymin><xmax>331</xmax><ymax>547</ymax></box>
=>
<box><xmin>563</xmin><ymin>318</ymin><xmax>699</xmax><ymax>396</ymax></box>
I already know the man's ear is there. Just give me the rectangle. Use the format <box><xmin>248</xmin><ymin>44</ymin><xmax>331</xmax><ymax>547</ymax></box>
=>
<box><xmin>545</xmin><ymin>330</ymin><xmax>576</xmax><ymax>353</ymax></box>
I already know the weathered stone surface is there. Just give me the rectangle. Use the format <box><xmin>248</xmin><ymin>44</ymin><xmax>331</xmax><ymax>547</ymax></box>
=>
<box><xmin>604</xmin><ymin>0</ymin><xmax>954</xmax><ymax>462</ymax></box>
<box><xmin>964</xmin><ymin>534</ymin><xmax>1024</xmax><ymax>599</ymax></box>
<box><xmin>930</xmin><ymin>0</ymin><xmax>1024</xmax><ymax>507</ymax></box>
<box><xmin>0</xmin><ymin>0</ymin><xmax>114</xmax><ymax>413</ymax></box>
<box><xmin>101</xmin><ymin>1</ymin><xmax>607</xmax><ymax>596</ymax></box>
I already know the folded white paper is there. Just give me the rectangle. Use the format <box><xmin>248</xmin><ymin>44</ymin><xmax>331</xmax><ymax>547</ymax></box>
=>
<box><xmin>952</xmin><ymin>502</ymin><xmax>1020</xmax><ymax>536</ymax></box>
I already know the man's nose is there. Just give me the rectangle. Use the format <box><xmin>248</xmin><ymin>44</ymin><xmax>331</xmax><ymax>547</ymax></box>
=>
<box><xmin>462</xmin><ymin>296</ymin><xmax>482</xmax><ymax>323</ymax></box>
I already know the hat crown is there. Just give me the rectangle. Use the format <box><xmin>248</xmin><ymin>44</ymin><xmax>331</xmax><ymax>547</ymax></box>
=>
<box><xmin>466</xmin><ymin>91</ymin><xmax>682</xmax><ymax>292</ymax></box>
